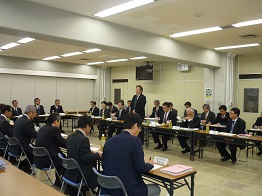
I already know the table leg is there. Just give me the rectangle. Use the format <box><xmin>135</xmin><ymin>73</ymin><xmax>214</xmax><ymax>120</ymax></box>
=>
<box><xmin>169</xmin><ymin>180</ymin><xmax>174</xmax><ymax>196</ymax></box>
<box><xmin>190</xmin><ymin>132</ymin><xmax>194</xmax><ymax>161</ymax></box>
<box><xmin>191</xmin><ymin>174</ymin><xmax>195</xmax><ymax>196</ymax></box>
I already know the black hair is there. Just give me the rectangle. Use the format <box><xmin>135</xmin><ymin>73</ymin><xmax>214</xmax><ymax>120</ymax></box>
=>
<box><xmin>136</xmin><ymin>85</ymin><xmax>143</xmax><ymax>92</ymax></box>
<box><xmin>12</xmin><ymin>100</ymin><xmax>18</xmax><ymax>104</ymax></box>
<box><xmin>101</xmin><ymin>101</ymin><xmax>108</xmax><ymax>106</ymax></box>
<box><xmin>119</xmin><ymin>99</ymin><xmax>124</xmax><ymax>105</ymax></box>
<box><xmin>34</xmin><ymin>98</ymin><xmax>40</xmax><ymax>103</ymax></box>
<box><xmin>127</xmin><ymin>100</ymin><xmax>132</xmax><ymax>103</ymax></box>
<box><xmin>107</xmin><ymin>102</ymin><xmax>113</xmax><ymax>106</ymax></box>
<box><xmin>47</xmin><ymin>112</ymin><xmax>61</xmax><ymax>124</ymax></box>
<box><xmin>123</xmin><ymin>113</ymin><xmax>142</xmax><ymax>129</ymax></box>
<box><xmin>184</xmin><ymin>101</ymin><xmax>191</xmax><ymax>106</ymax></box>
<box><xmin>162</xmin><ymin>102</ymin><xmax>171</xmax><ymax>108</ymax></box>
<box><xmin>93</xmin><ymin>101</ymin><xmax>96</xmax><ymax>105</ymax></box>
<box><xmin>219</xmin><ymin>105</ymin><xmax>227</xmax><ymax>111</ymax></box>
<box><xmin>231</xmin><ymin>107</ymin><xmax>240</xmax><ymax>116</ymax></box>
<box><xmin>1</xmin><ymin>105</ymin><xmax>11</xmax><ymax>114</ymax></box>
<box><xmin>77</xmin><ymin>115</ymin><xmax>92</xmax><ymax>128</ymax></box>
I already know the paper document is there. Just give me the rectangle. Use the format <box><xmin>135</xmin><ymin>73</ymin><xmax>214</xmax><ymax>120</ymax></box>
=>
<box><xmin>91</xmin><ymin>147</ymin><xmax>100</xmax><ymax>152</ymax></box>
<box><xmin>150</xmin><ymin>164</ymin><xmax>163</xmax><ymax>171</ymax></box>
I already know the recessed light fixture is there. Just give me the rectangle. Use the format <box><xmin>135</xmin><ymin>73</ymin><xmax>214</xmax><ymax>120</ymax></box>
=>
<box><xmin>17</xmin><ymin>37</ymin><xmax>35</xmax><ymax>43</ymax></box>
<box><xmin>232</xmin><ymin>19</ymin><xmax>262</xmax><ymax>27</ymax></box>
<box><xmin>169</xmin><ymin>27</ymin><xmax>222</xmax><ymax>38</ymax></box>
<box><xmin>42</xmin><ymin>56</ymin><xmax>61</xmax><ymax>60</ymax></box>
<box><xmin>83</xmin><ymin>48</ymin><xmax>101</xmax><ymax>53</ymax></box>
<box><xmin>1</xmin><ymin>42</ymin><xmax>20</xmax><ymax>50</ymax></box>
<box><xmin>130</xmin><ymin>56</ymin><xmax>148</xmax><ymax>60</ymax></box>
<box><xmin>93</xmin><ymin>0</ymin><xmax>155</xmax><ymax>18</ymax></box>
<box><xmin>214</xmin><ymin>43</ymin><xmax>260</xmax><ymax>50</ymax></box>
<box><xmin>106</xmin><ymin>59</ymin><xmax>129</xmax><ymax>63</ymax></box>
<box><xmin>86</xmin><ymin>61</ymin><xmax>105</xmax><ymax>65</ymax></box>
<box><xmin>61</xmin><ymin>52</ymin><xmax>83</xmax><ymax>57</ymax></box>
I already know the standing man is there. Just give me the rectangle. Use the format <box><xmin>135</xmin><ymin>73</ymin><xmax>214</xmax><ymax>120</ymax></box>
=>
<box><xmin>131</xmin><ymin>85</ymin><xmax>146</xmax><ymax>143</ymax></box>
<box><xmin>102</xmin><ymin>113</ymin><xmax>160</xmax><ymax>196</ymax></box>
<box><xmin>11</xmin><ymin>100</ymin><xmax>22</xmax><ymax>116</ymax></box>
<box><xmin>215</xmin><ymin>107</ymin><xmax>246</xmax><ymax>164</ymax></box>
<box><xmin>50</xmin><ymin>99</ymin><xmax>64</xmax><ymax>114</ymax></box>
<box><xmin>150</xmin><ymin>100</ymin><xmax>163</xmax><ymax>118</ymax></box>
<box><xmin>65</xmin><ymin>115</ymin><xmax>102</xmax><ymax>195</ymax></box>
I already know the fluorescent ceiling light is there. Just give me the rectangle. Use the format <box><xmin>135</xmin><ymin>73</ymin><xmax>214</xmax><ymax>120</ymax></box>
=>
<box><xmin>232</xmin><ymin>19</ymin><xmax>262</xmax><ymax>27</ymax></box>
<box><xmin>42</xmin><ymin>56</ymin><xmax>61</xmax><ymax>60</ymax></box>
<box><xmin>94</xmin><ymin>0</ymin><xmax>155</xmax><ymax>18</ymax></box>
<box><xmin>83</xmin><ymin>48</ymin><xmax>101</xmax><ymax>53</ymax></box>
<box><xmin>17</xmin><ymin>37</ymin><xmax>35</xmax><ymax>43</ymax></box>
<box><xmin>1</xmin><ymin>42</ymin><xmax>20</xmax><ymax>50</ymax></box>
<box><xmin>130</xmin><ymin>56</ymin><xmax>147</xmax><ymax>60</ymax></box>
<box><xmin>214</xmin><ymin>43</ymin><xmax>260</xmax><ymax>50</ymax></box>
<box><xmin>86</xmin><ymin>61</ymin><xmax>105</xmax><ymax>65</ymax></box>
<box><xmin>61</xmin><ymin>52</ymin><xmax>83</xmax><ymax>57</ymax></box>
<box><xmin>106</xmin><ymin>59</ymin><xmax>129</xmax><ymax>63</ymax></box>
<box><xmin>169</xmin><ymin>27</ymin><xmax>222</xmax><ymax>38</ymax></box>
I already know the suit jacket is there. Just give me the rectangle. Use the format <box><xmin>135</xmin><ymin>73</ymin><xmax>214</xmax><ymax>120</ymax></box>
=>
<box><xmin>109</xmin><ymin>106</ymin><xmax>118</xmax><ymax>114</ymax></box>
<box><xmin>34</xmin><ymin>124</ymin><xmax>66</xmax><ymax>168</ymax></box>
<box><xmin>200</xmin><ymin>111</ymin><xmax>216</xmax><ymax>123</ymax></box>
<box><xmin>89</xmin><ymin>107</ymin><xmax>100</xmax><ymax>116</ymax></box>
<box><xmin>99</xmin><ymin>108</ymin><xmax>110</xmax><ymax>118</ymax></box>
<box><xmin>159</xmin><ymin>111</ymin><xmax>177</xmax><ymax>126</ymax></box>
<box><xmin>131</xmin><ymin>93</ymin><xmax>146</xmax><ymax>118</ymax></box>
<box><xmin>213</xmin><ymin>112</ymin><xmax>230</xmax><ymax>125</ymax></box>
<box><xmin>184</xmin><ymin>109</ymin><xmax>198</xmax><ymax>117</ymax></box>
<box><xmin>170</xmin><ymin>108</ymin><xmax>178</xmax><ymax>117</ymax></box>
<box><xmin>65</xmin><ymin>130</ymin><xmax>100</xmax><ymax>189</ymax></box>
<box><xmin>225</xmin><ymin>118</ymin><xmax>246</xmax><ymax>134</ymax></box>
<box><xmin>115</xmin><ymin>109</ymin><xmax>126</xmax><ymax>120</ymax></box>
<box><xmin>150</xmin><ymin>106</ymin><xmax>163</xmax><ymax>118</ymax></box>
<box><xmin>181</xmin><ymin>115</ymin><xmax>201</xmax><ymax>129</ymax></box>
<box><xmin>0</xmin><ymin>115</ymin><xmax>13</xmax><ymax>147</ymax></box>
<box><xmin>12</xmin><ymin>107</ymin><xmax>22</xmax><ymax>116</ymax></box>
<box><xmin>12</xmin><ymin>115</ymin><xmax>37</xmax><ymax>155</ymax></box>
<box><xmin>102</xmin><ymin>131</ymin><xmax>153</xmax><ymax>196</ymax></box>
<box><xmin>50</xmin><ymin>105</ymin><xmax>64</xmax><ymax>113</ymax></box>
<box><xmin>252</xmin><ymin>117</ymin><xmax>262</xmax><ymax>128</ymax></box>
<box><xmin>126</xmin><ymin>106</ymin><xmax>132</xmax><ymax>113</ymax></box>
<box><xmin>35</xmin><ymin>105</ymin><xmax>45</xmax><ymax>115</ymax></box>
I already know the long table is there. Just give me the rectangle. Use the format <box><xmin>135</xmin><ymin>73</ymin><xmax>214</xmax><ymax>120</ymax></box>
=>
<box><xmin>0</xmin><ymin>158</ymin><xmax>64</xmax><ymax>196</ymax></box>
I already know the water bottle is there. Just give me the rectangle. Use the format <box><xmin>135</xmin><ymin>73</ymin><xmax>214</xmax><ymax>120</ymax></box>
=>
<box><xmin>101</xmin><ymin>134</ymin><xmax>106</xmax><ymax>151</ymax></box>
<box><xmin>76</xmin><ymin>110</ymin><xmax>79</xmax><ymax>115</ymax></box>
<box><xmin>102</xmin><ymin>113</ymin><xmax>105</xmax><ymax>119</ymax></box>
<box><xmin>169</xmin><ymin>120</ymin><xmax>172</xmax><ymax>129</ymax></box>
<box><xmin>206</xmin><ymin>125</ymin><xmax>210</xmax><ymax>133</ymax></box>
<box><xmin>52</xmin><ymin>110</ymin><xmax>54</xmax><ymax>113</ymax></box>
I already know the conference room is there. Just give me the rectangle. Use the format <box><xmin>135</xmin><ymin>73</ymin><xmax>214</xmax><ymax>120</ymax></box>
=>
<box><xmin>0</xmin><ymin>0</ymin><xmax>262</xmax><ymax>195</ymax></box>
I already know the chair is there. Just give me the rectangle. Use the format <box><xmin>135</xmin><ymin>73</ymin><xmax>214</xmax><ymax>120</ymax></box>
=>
<box><xmin>58</xmin><ymin>153</ymin><xmax>93</xmax><ymax>196</ymax></box>
<box><xmin>5</xmin><ymin>135</ymin><xmax>33</xmax><ymax>169</ymax></box>
<box><xmin>29</xmin><ymin>143</ymin><xmax>62</xmax><ymax>185</ymax></box>
<box><xmin>237</xmin><ymin>147</ymin><xmax>247</xmax><ymax>162</ymax></box>
<box><xmin>0</xmin><ymin>132</ymin><xmax>8</xmax><ymax>158</ymax></box>
<box><xmin>92</xmin><ymin>167</ymin><xmax>128</xmax><ymax>196</ymax></box>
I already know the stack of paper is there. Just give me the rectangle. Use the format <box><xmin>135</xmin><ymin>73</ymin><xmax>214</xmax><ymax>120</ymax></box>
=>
<box><xmin>150</xmin><ymin>164</ymin><xmax>163</xmax><ymax>171</ymax></box>
<box><xmin>0</xmin><ymin>159</ymin><xmax>6</xmax><ymax>170</ymax></box>
<box><xmin>160</xmin><ymin>164</ymin><xmax>193</xmax><ymax>176</ymax></box>
<box><xmin>218</xmin><ymin>132</ymin><xmax>237</xmax><ymax>137</ymax></box>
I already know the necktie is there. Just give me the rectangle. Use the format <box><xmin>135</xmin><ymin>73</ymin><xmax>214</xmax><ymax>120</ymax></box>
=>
<box><xmin>163</xmin><ymin>113</ymin><xmax>167</xmax><ymax>124</ymax></box>
<box><xmin>119</xmin><ymin>110</ymin><xmax>121</xmax><ymax>118</ymax></box>
<box><xmin>155</xmin><ymin>108</ymin><xmax>158</xmax><ymax>117</ymax></box>
<box><xmin>222</xmin><ymin>115</ymin><xmax>224</xmax><ymax>119</ymax></box>
<box><xmin>205</xmin><ymin>112</ymin><xmax>208</xmax><ymax>120</ymax></box>
<box><xmin>134</xmin><ymin>95</ymin><xmax>138</xmax><ymax>109</ymax></box>
<box><xmin>230</xmin><ymin>121</ymin><xmax>235</xmax><ymax>133</ymax></box>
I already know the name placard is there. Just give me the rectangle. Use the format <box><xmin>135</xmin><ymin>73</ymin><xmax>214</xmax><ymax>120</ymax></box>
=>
<box><xmin>154</xmin><ymin>156</ymin><xmax>169</xmax><ymax>165</ymax></box>
<box><xmin>209</xmin><ymin>130</ymin><xmax>219</xmax><ymax>135</ymax></box>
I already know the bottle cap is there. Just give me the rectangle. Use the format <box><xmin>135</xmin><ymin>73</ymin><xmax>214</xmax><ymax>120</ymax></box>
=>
<box><xmin>102</xmin><ymin>134</ymin><xmax>105</xmax><ymax>136</ymax></box>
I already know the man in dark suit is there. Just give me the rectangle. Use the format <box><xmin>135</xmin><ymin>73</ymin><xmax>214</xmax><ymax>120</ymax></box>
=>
<box><xmin>11</xmin><ymin>105</ymin><xmax>37</xmax><ymax>172</ymax></box>
<box><xmin>108</xmin><ymin>101</ymin><xmax>126</xmax><ymax>138</ymax></box>
<box><xmin>107</xmin><ymin>102</ymin><xmax>118</xmax><ymax>114</ymax></box>
<box><xmin>177</xmin><ymin>108</ymin><xmax>201</xmax><ymax>154</ymax></box>
<box><xmin>34</xmin><ymin>98</ymin><xmax>45</xmax><ymax>115</ymax></box>
<box><xmin>65</xmin><ymin>115</ymin><xmax>102</xmax><ymax>195</ymax></box>
<box><xmin>152</xmin><ymin>102</ymin><xmax>177</xmax><ymax>151</ymax></box>
<box><xmin>169</xmin><ymin>102</ymin><xmax>178</xmax><ymax>117</ymax></box>
<box><xmin>0</xmin><ymin>105</ymin><xmax>13</xmax><ymax>156</ymax></box>
<box><xmin>183</xmin><ymin>101</ymin><xmax>198</xmax><ymax>117</ymax></box>
<box><xmin>102</xmin><ymin>113</ymin><xmax>160</xmax><ymax>196</ymax></box>
<box><xmin>212</xmin><ymin>105</ymin><xmax>230</xmax><ymax>125</ymax></box>
<box><xmin>200</xmin><ymin>103</ymin><xmax>215</xmax><ymax>129</ymax></box>
<box><xmin>11</xmin><ymin>100</ymin><xmax>22</xmax><ymax>116</ymax></box>
<box><xmin>252</xmin><ymin>112</ymin><xmax>262</xmax><ymax>155</ymax></box>
<box><xmin>34</xmin><ymin>112</ymin><xmax>66</xmax><ymax>187</ymax></box>
<box><xmin>216</xmin><ymin>107</ymin><xmax>246</xmax><ymax>164</ymax></box>
<box><xmin>50</xmin><ymin>99</ymin><xmax>64</xmax><ymax>114</ymax></box>
<box><xmin>98</xmin><ymin>101</ymin><xmax>110</xmax><ymax>136</ymax></box>
<box><xmin>126</xmin><ymin>100</ymin><xmax>132</xmax><ymax>113</ymax></box>
<box><xmin>88</xmin><ymin>101</ymin><xmax>99</xmax><ymax>116</ymax></box>
<box><xmin>131</xmin><ymin>85</ymin><xmax>146</xmax><ymax>143</ymax></box>
<box><xmin>150</xmin><ymin>100</ymin><xmax>163</xmax><ymax>118</ymax></box>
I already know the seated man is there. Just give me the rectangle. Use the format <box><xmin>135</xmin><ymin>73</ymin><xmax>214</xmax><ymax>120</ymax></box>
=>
<box><xmin>183</xmin><ymin>101</ymin><xmax>198</xmax><ymax>117</ymax></box>
<box><xmin>88</xmin><ymin>101</ymin><xmax>99</xmax><ymax>116</ymax></box>
<box><xmin>0</xmin><ymin>105</ymin><xmax>13</xmax><ymax>156</ymax></box>
<box><xmin>126</xmin><ymin>100</ymin><xmax>132</xmax><ymax>113</ymax></box>
<box><xmin>252</xmin><ymin>112</ymin><xmax>262</xmax><ymax>156</ymax></box>
<box><xmin>152</xmin><ymin>102</ymin><xmax>177</xmax><ymax>151</ymax></box>
<box><xmin>34</xmin><ymin>113</ymin><xmax>66</xmax><ymax>187</ymax></box>
<box><xmin>11</xmin><ymin>100</ymin><xmax>22</xmax><ymax>116</ymax></box>
<box><xmin>108</xmin><ymin>101</ymin><xmax>126</xmax><ymax>138</ymax></box>
<box><xmin>200</xmin><ymin>103</ymin><xmax>215</xmax><ymax>129</ymax></box>
<box><xmin>98</xmin><ymin>101</ymin><xmax>110</xmax><ymax>135</ymax></box>
<box><xmin>169</xmin><ymin>102</ymin><xmax>178</xmax><ymax>117</ymax></box>
<box><xmin>34</xmin><ymin>98</ymin><xmax>45</xmax><ymax>115</ymax></box>
<box><xmin>102</xmin><ymin>113</ymin><xmax>160</xmax><ymax>196</ymax></box>
<box><xmin>11</xmin><ymin>105</ymin><xmax>37</xmax><ymax>172</ymax></box>
<box><xmin>150</xmin><ymin>100</ymin><xmax>163</xmax><ymax>118</ymax></box>
<box><xmin>50</xmin><ymin>99</ymin><xmax>64</xmax><ymax>113</ymax></box>
<box><xmin>212</xmin><ymin>105</ymin><xmax>230</xmax><ymax>125</ymax></box>
<box><xmin>215</xmin><ymin>107</ymin><xmax>246</xmax><ymax>164</ymax></box>
<box><xmin>177</xmin><ymin>108</ymin><xmax>200</xmax><ymax>154</ymax></box>
<box><xmin>107</xmin><ymin>102</ymin><xmax>118</xmax><ymax>114</ymax></box>
<box><xmin>65</xmin><ymin>115</ymin><xmax>102</xmax><ymax>195</ymax></box>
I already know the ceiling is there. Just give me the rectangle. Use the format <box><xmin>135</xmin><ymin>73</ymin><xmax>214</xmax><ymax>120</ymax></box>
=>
<box><xmin>1</xmin><ymin>0</ymin><xmax>262</xmax><ymax>66</ymax></box>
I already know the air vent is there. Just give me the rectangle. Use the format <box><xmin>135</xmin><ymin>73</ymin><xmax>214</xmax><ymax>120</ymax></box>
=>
<box><xmin>240</xmin><ymin>34</ymin><xmax>259</xmax><ymax>39</ymax></box>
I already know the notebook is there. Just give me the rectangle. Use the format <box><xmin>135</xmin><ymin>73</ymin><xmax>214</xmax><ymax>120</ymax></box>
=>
<box><xmin>160</xmin><ymin>164</ymin><xmax>193</xmax><ymax>176</ymax></box>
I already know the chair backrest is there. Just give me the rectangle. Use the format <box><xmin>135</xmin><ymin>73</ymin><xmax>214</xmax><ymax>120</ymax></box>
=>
<box><xmin>29</xmin><ymin>143</ymin><xmax>51</xmax><ymax>158</ymax></box>
<box><xmin>92</xmin><ymin>167</ymin><xmax>128</xmax><ymax>195</ymax></box>
<box><xmin>58</xmin><ymin>153</ymin><xmax>85</xmax><ymax>176</ymax></box>
<box><xmin>5</xmin><ymin>135</ymin><xmax>20</xmax><ymax>146</ymax></box>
